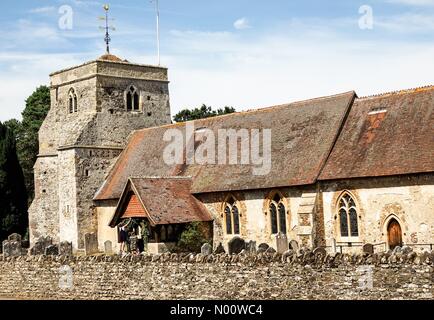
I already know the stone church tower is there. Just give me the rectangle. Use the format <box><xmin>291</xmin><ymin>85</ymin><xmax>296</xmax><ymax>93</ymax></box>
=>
<box><xmin>28</xmin><ymin>54</ymin><xmax>172</xmax><ymax>250</ymax></box>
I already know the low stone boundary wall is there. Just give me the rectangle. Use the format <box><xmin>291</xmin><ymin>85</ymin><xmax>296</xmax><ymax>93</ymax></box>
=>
<box><xmin>0</xmin><ymin>250</ymin><xmax>432</xmax><ymax>300</ymax></box>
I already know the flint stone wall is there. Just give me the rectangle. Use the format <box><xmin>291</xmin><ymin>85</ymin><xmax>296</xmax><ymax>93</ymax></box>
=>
<box><xmin>0</xmin><ymin>251</ymin><xmax>432</xmax><ymax>300</ymax></box>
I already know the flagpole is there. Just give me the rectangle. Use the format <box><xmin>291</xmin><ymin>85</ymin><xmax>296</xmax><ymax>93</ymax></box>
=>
<box><xmin>155</xmin><ymin>0</ymin><xmax>161</xmax><ymax>66</ymax></box>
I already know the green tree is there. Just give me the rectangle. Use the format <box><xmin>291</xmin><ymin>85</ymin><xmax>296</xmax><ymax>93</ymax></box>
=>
<box><xmin>176</xmin><ymin>222</ymin><xmax>211</xmax><ymax>253</ymax></box>
<box><xmin>16</xmin><ymin>86</ymin><xmax>50</xmax><ymax>203</ymax></box>
<box><xmin>0</xmin><ymin>122</ymin><xmax>28</xmax><ymax>241</ymax></box>
<box><xmin>173</xmin><ymin>104</ymin><xmax>235</xmax><ymax>122</ymax></box>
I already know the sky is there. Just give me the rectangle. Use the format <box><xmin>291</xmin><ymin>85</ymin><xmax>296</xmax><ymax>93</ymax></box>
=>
<box><xmin>1</xmin><ymin>0</ymin><xmax>434</xmax><ymax>121</ymax></box>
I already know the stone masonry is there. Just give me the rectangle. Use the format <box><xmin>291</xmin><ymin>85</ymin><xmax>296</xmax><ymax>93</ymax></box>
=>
<box><xmin>28</xmin><ymin>57</ymin><xmax>172</xmax><ymax>250</ymax></box>
<box><xmin>0</xmin><ymin>250</ymin><xmax>432</xmax><ymax>300</ymax></box>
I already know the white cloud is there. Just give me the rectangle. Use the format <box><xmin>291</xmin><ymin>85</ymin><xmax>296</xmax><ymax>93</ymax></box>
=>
<box><xmin>29</xmin><ymin>7</ymin><xmax>56</xmax><ymax>14</ymax></box>
<box><xmin>375</xmin><ymin>13</ymin><xmax>434</xmax><ymax>32</ymax></box>
<box><xmin>234</xmin><ymin>18</ymin><xmax>251</xmax><ymax>30</ymax></box>
<box><xmin>386</xmin><ymin>0</ymin><xmax>434</xmax><ymax>6</ymax></box>
<box><xmin>2</xmin><ymin>16</ymin><xmax>434</xmax><ymax>122</ymax></box>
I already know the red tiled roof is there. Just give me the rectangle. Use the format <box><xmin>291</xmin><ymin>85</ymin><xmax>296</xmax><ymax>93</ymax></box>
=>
<box><xmin>109</xmin><ymin>177</ymin><xmax>212</xmax><ymax>227</ymax></box>
<box><xmin>95</xmin><ymin>91</ymin><xmax>355</xmax><ymax>200</ymax></box>
<box><xmin>319</xmin><ymin>86</ymin><xmax>434</xmax><ymax>180</ymax></box>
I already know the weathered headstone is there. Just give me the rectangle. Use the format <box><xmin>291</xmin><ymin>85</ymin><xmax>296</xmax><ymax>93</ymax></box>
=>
<box><xmin>331</xmin><ymin>238</ymin><xmax>336</xmax><ymax>253</ymax></box>
<box><xmin>228</xmin><ymin>237</ymin><xmax>246</xmax><ymax>255</ymax></box>
<box><xmin>84</xmin><ymin>233</ymin><xmax>98</xmax><ymax>256</ymax></box>
<box><xmin>313</xmin><ymin>247</ymin><xmax>327</xmax><ymax>260</ymax></box>
<box><xmin>30</xmin><ymin>239</ymin><xmax>45</xmax><ymax>255</ymax></box>
<box><xmin>201</xmin><ymin>243</ymin><xmax>212</xmax><ymax>256</ymax></box>
<box><xmin>276</xmin><ymin>233</ymin><xmax>288</xmax><ymax>254</ymax></box>
<box><xmin>45</xmin><ymin>244</ymin><xmax>59</xmax><ymax>256</ymax></box>
<box><xmin>10</xmin><ymin>241</ymin><xmax>22</xmax><ymax>257</ymax></box>
<box><xmin>214</xmin><ymin>243</ymin><xmax>225</xmax><ymax>254</ymax></box>
<box><xmin>21</xmin><ymin>240</ymin><xmax>30</xmax><ymax>249</ymax></box>
<box><xmin>246</xmin><ymin>241</ymin><xmax>257</xmax><ymax>255</ymax></box>
<box><xmin>104</xmin><ymin>240</ymin><xmax>113</xmax><ymax>255</ymax></box>
<box><xmin>258</xmin><ymin>243</ymin><xmax>270</xmax><ymax>253</ymax></box>
<box><xmin>289</xmin><ymin>240</ymin><xmax>299</xmax><ymax>252</ymax></box>
<box><xmin>59</xmin><ymin>241</ymin><xmax>73</xmax><ymax>256</ymax></box>
<box><xmin>2</xmin><ymin>240</ymin><xmax>11</xmax><ymax>258</ymax></box>
<box><xmin>8</xmin><ymin>233</ymin><xmax>22</xmax><ymax>242</ymax></box>
<box><xmin>363</xmin><ymin>243</ymin><xmax>374</xmax><ymax>255</ymax></box>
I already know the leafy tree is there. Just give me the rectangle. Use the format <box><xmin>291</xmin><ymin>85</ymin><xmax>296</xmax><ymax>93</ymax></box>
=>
<box><xmin>0</xmin><ymin>122</ymin><xmax>28</xmax><ymax>241</ymax></box>
<box><xmin>15</xmin><ymin>86</ymin><xmax>50</xmax><ymax>203</ymax></box>
<box><xmin>176</xmin><ymin>222</ymin><xmax>211</xmax><ymax>253</ymax></box>
<box><xmin>173</xmin><ymin>104</ymin><xmax>235</xmax><ymax>122</ymax></box>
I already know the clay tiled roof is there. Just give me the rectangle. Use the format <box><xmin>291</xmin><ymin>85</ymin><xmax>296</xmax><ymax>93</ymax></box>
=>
<box><xmin>95</xmin><ymin>91</ymin><xmax>356</xmax><ymax>200</ymax></box>
<box><xmin>319</xmin><ymin>86</ymin><xmax>434</xmax><ymax>180</ymax></box>
<box><xmin>109</xmin><ymin>177</ymin><xmax>212</xmax><ymax>227</ymax></box>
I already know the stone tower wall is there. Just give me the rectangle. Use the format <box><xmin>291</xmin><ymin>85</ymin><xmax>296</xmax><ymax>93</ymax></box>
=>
<box><xmin>29</xmin><ymin>58</ymin><xmax>172</xmax><ymax>249</ymax></box>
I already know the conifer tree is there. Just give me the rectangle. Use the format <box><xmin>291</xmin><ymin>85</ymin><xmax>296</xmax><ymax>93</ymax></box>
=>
<box><xmin>0</xmin><ymin>122</ymin><xmax>28</xmax><ymax>241</ymax></box>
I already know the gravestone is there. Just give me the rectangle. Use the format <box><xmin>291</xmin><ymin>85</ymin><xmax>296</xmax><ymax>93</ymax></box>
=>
<box><xmin>30</xmin><ymin>239</ymin><xmax>45</xmax><ymax>255</ymax></box>
<box><xmin>276</xmin><ymin>233</ymin><xmax>288</xmax><ymax>254</ymax></box>
<box><xmin>10</xmin><ymin>241</ymin><xmax>22</xmax><ymax>257</ymax></box>
<box><xmin>201</xmin><ymin>243</ymin><xmax>212</xmax><ymax>256</ymax></box>
<box><xmin>246</xmin><ymin>241</ymin><xmax>257</xmax><ymax>255</ymax></box>
<box><xmin>214</xmin><ymin>243</ymin><xmax>225</xmax><ymax>254</ymax></box>
<box><xmin>84</xmin><ymin>233</ymin><xmax>98</xmax><ymax>256</ymax></box>
<box><xmin>331</xmin><ymin>238</ymin><xmax>337</xmax><ymax>253</ymax></box>
<box><xmin>258</xmin><ymin>243</ymin><xmax>269</xmax><ymax>253</ymax></box>
<box><xmin>8</xmin><ymin>233</ymin><xmax>22</xmax><ymax>242</ymax></box>
<box><xmin>21</xmin><ymin>240</ymin><xmax>30</xmax><ymax>249</ymax></box>
<box><xmin>363</xmin><ymin>243</ymin><xmax>374</xmax><ymax>255</ymax></box>
<box><xmin>59</xmin><ymin>241</ymin><xmax>73</xmax><ymax>256</ymax></box>
<box><xmin>313</xmin><ymin>247</ymin><xmax>327</xmax><ymax>260</ymax></box>
<box><xmin>45</xmin><ymin>244</ymin><xmax>59</xmax><ymax>256</ymax></box>
<box><xmin>228</xmin><ymin>237</ymin><xmax>246</xmax><ymax>255</ymax></box>
<box><xmin>289</xmin><ymin>240</ymin><xmax>299</xmax><ymax>252</ymax></box>
<box><xmin>2</xmin><ymin>240</ymin><xmax>11</xmax><ymax>258</ymax></box>
<box><xmin>104</xmin><ymin>240</ymin><xmax>113</xmax><ymax>255</ymax></box>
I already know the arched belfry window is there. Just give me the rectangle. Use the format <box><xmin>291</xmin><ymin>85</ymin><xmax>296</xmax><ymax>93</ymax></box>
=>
<box><xmin>68</xmin><ymin>88</ymin><xmax>78</xmax><ymax>113</ymax></box>
<box><xmin>269</xmin><ymin>193</ymin><xmax>287</xmax><ymax>234</ymax></box>
<box><xmin>126</xmin><ymin>86</ymin><xmax>140</xmax><ymax>111</ymax></box>
<box><xmin>224</xmin><ymin>196</ymin><xmax>240</xmax><ymax>235</ymax></box>
<box><xmin>338</xmin><ymin>192</ymin><xmax>359</xmax><ymax>238</ymax></box>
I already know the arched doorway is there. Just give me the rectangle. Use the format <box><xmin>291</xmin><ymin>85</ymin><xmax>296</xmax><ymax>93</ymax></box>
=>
<box><xmin>387</xmin><ymin>219</ymin><xmax>403</xmax><ymax>250</ymax></box>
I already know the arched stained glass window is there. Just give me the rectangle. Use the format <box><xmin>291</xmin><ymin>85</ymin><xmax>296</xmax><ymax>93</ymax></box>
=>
<box><xmin>269</xmin><ymin>192</ymin><xmax>287</xmax><ymax>235</ymax></box>
<box><xmin>338</xmin><ymin>192</ymin><xmax>359</xmax><ymax>238</ymax></box>
<box><xmin>224</xmin><ymin>196</ymin><xmax>241</xmax><ymax>235</ymax></box>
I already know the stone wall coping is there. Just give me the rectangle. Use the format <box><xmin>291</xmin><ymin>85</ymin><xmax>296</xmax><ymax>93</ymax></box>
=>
<box><xmin>1</xmin><ymin>250</ymin><xmax>432</xmax><ymax>267</ymax></box>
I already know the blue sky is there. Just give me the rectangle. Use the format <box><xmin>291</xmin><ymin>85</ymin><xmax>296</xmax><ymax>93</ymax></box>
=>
<box><xmin>1</xmin><ymin>0</ymin><xmax>434</xmax><ymax>121</ymax></box>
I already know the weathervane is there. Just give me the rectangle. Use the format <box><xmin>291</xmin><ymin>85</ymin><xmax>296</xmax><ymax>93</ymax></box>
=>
<box><xmin>99</xmin><ymin>4</ymin><xmax>116</xmax><ymax>55</ymax></box>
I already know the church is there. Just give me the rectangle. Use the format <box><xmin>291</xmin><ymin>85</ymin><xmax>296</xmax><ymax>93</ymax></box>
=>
<box><xmin>28</xmin><ymin>53</ymin><xmax>434</xmax><ymax>254</ymax></box>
